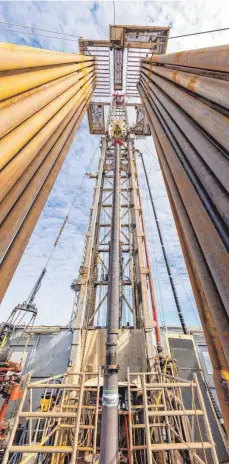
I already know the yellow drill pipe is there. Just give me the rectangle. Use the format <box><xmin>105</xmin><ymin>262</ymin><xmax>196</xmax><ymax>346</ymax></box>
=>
<box><xmin>0</xmin><ymin>65</ymin><xmax>95</xmax><ymax>138</ymax></box>
<box><xmin>0</xmin><ymin>42</ymin><xmax>94</xmax><ymax>70</ymax></box>
<box><xmin>0</xmin><ymin>96</ymin><xmax>92</xmax><ymax>304</ymax></box>
<box><xmin>0</xmin><ymin>105</ymin><xmax>78</xmax><ymax>226</ymax></box>
<box><xmin>0</xmin><ymin>42</ymin><xmax>67</xmax><ymax>53</ymax></box>
<box><xmin>0</xmin><ymin>74</ymin><xmax>75</xmax><ymax>110</ymax></box>
<box><xmin>0</xmin><ymin>70</ymin><xmax>95</xmax><ymax>170</ymax></box>
<box><xmin>0</xmin><ymin>60</ymin><xmax>95</xmax><ymax>100</ymax></box>
<box><xmin>0</xmin><ymin>80</ymin><xmax>95</xmax><ymax>202</ymax></box>
<box><xmin>0</xmin><ymin>102</ymin><xmax>87</xmax><ymax>262</ymax></box>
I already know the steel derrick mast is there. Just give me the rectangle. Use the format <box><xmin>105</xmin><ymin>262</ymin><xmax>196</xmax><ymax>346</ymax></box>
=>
<box><xmin>2</xmin><ymin>94</ymin><xmax>219</xmax><ymax>464</ymax></box>
<box><xmin>0</xmin><ymin>25</ymin><xmax>225</xmax><ymax>464</ymax></box>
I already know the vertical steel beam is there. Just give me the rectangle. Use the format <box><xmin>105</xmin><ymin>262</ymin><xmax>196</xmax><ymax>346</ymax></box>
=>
<box><xmin>100</xmin><ymin>143</ymin><xmax>120</xmax><ymax>464</ymax></box>
<box><xmin>69</xmin><ymin>138</ymin><xmax>107</xmax><ymax>378</ymax></box>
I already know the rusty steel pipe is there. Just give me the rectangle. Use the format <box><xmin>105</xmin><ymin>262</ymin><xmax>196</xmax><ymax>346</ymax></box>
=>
<box><xmin>148</xmin><ymin>44</ymin><xmax>229</xmax><ymax>72</ymax></box>
<box><xmin>162</xmin><ymin>166</ymin><xmax>229</xmax><ymax>437</ymax></box>
<box><xmin>141</xmin><ymin>98</ymin><xmax>229</xmax><ymax>434</ymax></box>
<box><xmin>140</xmin><ymin>75</ymin><xmax>229</xmax><ymax>234</ymax></box>
<box><xmin>0</xmin><ymin>61</ymin><xmax>95</xmax><ymax>101</ymax></box>
<box><xmin>139</xmin><ymin>84</ymin><xmax>229</xmax><ymax>328</ymax></box>
<box><xmin>140</xmin><ymin>66</ymin><xmax>229</xmax><ymax>153</ymax></box>
<box><xmin>139</xmin><ymin>85</ymin><xmax>229</xmax><ymax>364</ymax></box>
<box><xmin>0</xmin><ymin>70</ymin><xmax>95</xmax><ymax>170</ymax></box>
<box><xmin>0</xmin><ymin>96</ymin><xmax>92</xmax><ymax>304</ymax></box>
<box><xmin>0</xmin><ymin>79</ymin><xmax>95</xmax><ymax>202</ymax></box>
<box><xmin>0</xmin><ymin>102</ymin><xmax>87</xmax><ymax>263</ymax></box>
<box><xmin>141</xmin><ymin>62</ymin><xmax>229</xmax><ymax>109</ymax></box>
<box><xmin>0</xmin><ymin>41</ymin><xmax>93</xmax><ymax>71</ymax></box>
<box><xmin>0</xmin><ymin>65</ymin><xmax>95</xmax><ymax>137</ymax></box>
<box><xmin>140</xmin><ymin>72</ymin><xmax>229</xmax><ymax>196</ymax></box>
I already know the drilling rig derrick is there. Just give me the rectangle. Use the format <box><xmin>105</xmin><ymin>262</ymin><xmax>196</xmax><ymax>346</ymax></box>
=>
<box><xmin>2</xmin><ymin>94</ymin><xmax>219</xmax><ymax>464</ymax></box>
<box><xmin>1</xmin><ymin>23</ymin><xmax>228</xmax><ymax>464</ymax></box>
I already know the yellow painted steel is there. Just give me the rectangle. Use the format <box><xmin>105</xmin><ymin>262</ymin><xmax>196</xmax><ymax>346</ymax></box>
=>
<box><xmin>0</xmin><ymin>61</ymin><xmax>94</xmax><ymax>100</ymax></box>
<box><xmin>0</xmin><ymin>67</ymin><xmax>95</xmax><ymax>138</ymax></box>
<box><xmin>0</xmin><ymin>76</ymin><xmax>66</xmax><ymax>110</ymax></box>
<box><xmin>0</xmin><ymin>41</ymin><xmax>95</xmax><ymax>304</ymax></box>
<box><xmin>0</xmin><ymin>97</ymin><xmax>92</xmax><ymax>303</ymax></box>
<box><xmin>0</xmin><ymin>106</ymin><xmax>77</xmax><ymax>226</ymax></box>
<box><xmin>0</xmin><ymin>72</ymin><xmax>95</xmax><ymax>171</ymax></box>
<box><xmin>0</xmin><ymin>80</ymin><xmax>95</xmax><ymax>202</ymax></box>
<box><xmin>0</xmin><ymin>101</ymin><xmax>92</xmax><ymax>261</ymax></box>
<box><xmin>0</xmin><ymin>42</ymin><xmax>93</xmax><ymax>70</ymax></box>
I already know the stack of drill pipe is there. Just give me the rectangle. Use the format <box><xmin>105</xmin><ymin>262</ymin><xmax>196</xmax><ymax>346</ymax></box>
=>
<box><xmin>0</xmin><ymin>42</ymin><xmax>96</xmax><ymax>302</ymax></box>
<box><xmin>138</xmin><ymin>43</ymin><xmax>229</xmax><ymax>434</ymax></box>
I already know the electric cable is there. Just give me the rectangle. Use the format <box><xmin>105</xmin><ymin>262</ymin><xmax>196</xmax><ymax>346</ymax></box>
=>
<box><xmin>169</xmin><ymin>26</ymin><xmax>229</xmax><ymax>39</ymax></box>
<box><xmin>0</xmin><ymin>20</ymin><xmax>80</xmax><ymax>38</ymax></box>
<box><xmin>113</xmin><ymin>0</ymin><xmax>116</xmax><ymax>26</ymax></box>
<box><xmin>0</xmin><ymin>27</ymin><xmax>79</xmax><ymax>42</ymax></box>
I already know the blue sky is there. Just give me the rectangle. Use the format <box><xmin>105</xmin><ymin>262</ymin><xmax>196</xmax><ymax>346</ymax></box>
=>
<box><xmin>1</xmin><ymin>0</ymin><xmax>229</xmax><ymax>328</ymax></box>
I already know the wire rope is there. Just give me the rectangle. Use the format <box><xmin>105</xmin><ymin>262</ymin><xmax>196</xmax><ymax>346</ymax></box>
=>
<box><xmin>0</xmin><ymin>20</ymin><xmax>80</xmax><ymax>38</ymax></box>
<box><xmin>0</xmin><ymin>27</ymin><xmax>79</xmax><ymax>42</ymax></box>
<box><xmin>169</xmin><ymin>26</ymin><xmax>229</xmax><ymax>39</ymax></box>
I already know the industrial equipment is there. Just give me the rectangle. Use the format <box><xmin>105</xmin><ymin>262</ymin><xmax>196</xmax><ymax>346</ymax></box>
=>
<box><xmin>0</xmin><ymin>24</ymin><xmax>228</xmax><ymax>464</ymax></box>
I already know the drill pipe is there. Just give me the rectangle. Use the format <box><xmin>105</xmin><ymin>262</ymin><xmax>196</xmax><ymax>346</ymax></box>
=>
<box><xmin>0</xmin><ymin>70</ymin><xmax>95</xmax><ymax>170</ymax></box>
<box><xmin>100</xmin><ymin>143</ymin><xmax>120</xmax><ymax>464</ymax></box>
<box><xmin>0</xmin><ymin>78</ymin><xmax>95</xmax><ymax>202</ymax></box>
<box><xmin>148</xmin><ymin>43</ymin><xmax>229</xmax><ymax>72</ymax></box>
<box><xmin>0</xmin><ymin>95</ymin><xmax>92</xmax><ymax>304</ymax></box>
<box><xmin>0</xmin><ymin>41</ymin><xmax>93</xmax><ymax>71</ymax></box>
<box><xmin>140</xmin><ymin>74</ymin><xmax>229</xmax><ymax>232</ymax></box>
<box><xmin>139</xmin><ymin>83</ymin><xmax>229</xmax><ymax>321</ymax></box>
<box><xmin>141</xmin><ymin>61</ymin><xmax>229</xmax><ymax>109</ymax></box>
<box><xmin>0</xmin><ymin>98</ymin><xmax>92</xmax><ymax>263</ymax></box>
<box><xmin>0</xmin><ymin>64</ymin><xmax>95</xmax><ymax>137</ymax></box>
<box><xmin>158</xmin><ymin>130</ymin><xmax>229</xmax><ymax>436</ymax></box>
<box><xmin>0</xmin><ymin>105</ymin><xmax>77</xmax><ymax>227</ymax></box>
<box><xmin>0</xmin><ymin>61</ymin><xmax>94</xmax><ymax>101</ymax></box>
<box><xmin>139</xmin><ymin>85</ymin><xmax>229</xmax><ymax>435</ymax></box>
<box><xmin>139</xmin><ymin>71</ymin><xmax>229</xmax><ymax>195</ymax></box>
<box><xmin>140</xmin><ymin>66</ymin><xmax>229</xmax><ymax>153</ymax></box>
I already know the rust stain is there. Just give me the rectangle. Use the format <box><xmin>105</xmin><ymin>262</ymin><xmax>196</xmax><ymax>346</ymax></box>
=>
<box><xmin>174</xmin><ymin>51</ymin><xmax>184</xmax><ymax>64</ymax></box>
<box><xmin>171</xmin><ymin>70</ymin><xmax>178</xmax><ymax>82</ymax></box>
<box><xmin>187</xmin><ymin>75</ymin><xmax>198</xmax><ymax>91</ymax></box>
